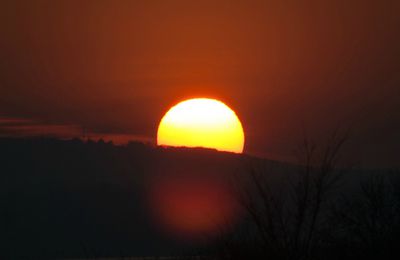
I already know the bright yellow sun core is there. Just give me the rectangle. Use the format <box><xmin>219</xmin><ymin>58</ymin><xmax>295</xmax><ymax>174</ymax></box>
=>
<box><xmin>157</xmin><ymin>98</ymin><xmax>245</xmax><ymax>153</ymax></box>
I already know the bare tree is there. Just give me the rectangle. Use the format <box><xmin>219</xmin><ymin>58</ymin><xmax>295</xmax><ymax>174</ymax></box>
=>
<box><xmin>328</xmin><ymin>171</ymin><xmax>400</xmax><ymax>258</ymax></box>
<box><xmin>216</xmin><ymin>130</ymin><xmax>348</xmax><ymax>260</ymax></box>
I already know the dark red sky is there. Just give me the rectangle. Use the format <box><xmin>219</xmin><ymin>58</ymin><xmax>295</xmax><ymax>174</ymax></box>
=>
<box><xmin>1</xmin><ymin>0</ymin><xmax>399</xmax><ymax>167</ymax></box>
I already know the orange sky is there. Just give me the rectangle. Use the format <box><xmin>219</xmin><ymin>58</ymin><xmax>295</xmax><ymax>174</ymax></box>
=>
<box><xmin>1</xmin><ymin>0</ymin><xmax>399</xmax><ymax>167</ymax></box>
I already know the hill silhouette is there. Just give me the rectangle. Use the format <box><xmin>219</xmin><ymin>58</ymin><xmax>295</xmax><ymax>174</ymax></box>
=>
<box><xmin>0</xmin><ymin>137</ymin><xmax>399</xmax><ymax>259</ymax></box>
<box><xmin>0</xmin><ymin>137</ymin><xmax>257</xmax><ymax>259</ymax></box>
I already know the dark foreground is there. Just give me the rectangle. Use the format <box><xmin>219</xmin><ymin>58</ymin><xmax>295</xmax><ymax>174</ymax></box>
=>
<box><xmin>1</xmin><ymin>137</ymin><xmax>399</xmax><ymax>259</ymax></box>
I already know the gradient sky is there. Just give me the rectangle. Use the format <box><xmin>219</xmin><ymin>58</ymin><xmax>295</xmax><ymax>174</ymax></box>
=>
<box><xmin>1</xmin><ymin>0</ymin><xmax>399</xmax><ymax>167</ymax></box>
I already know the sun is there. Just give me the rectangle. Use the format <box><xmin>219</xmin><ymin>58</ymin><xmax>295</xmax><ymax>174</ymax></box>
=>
<box><xmin>157</xmin><ymin>98</ymin><xmax>244</xmax><ymax>153</ymax></box>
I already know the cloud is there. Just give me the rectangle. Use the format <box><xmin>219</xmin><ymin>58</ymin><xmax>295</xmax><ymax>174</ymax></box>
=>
<box><xmin>0</xmin><ymin>116</ymin><xmax>152</xmax><ymax>144</ymax></box>
<box><xmin>0</xmin><ymin>117</ymin><xmax>36</xmax><ymax>125</ymax></box>
<box><xmin>0</xmin><ymin>117</ymin><xmax>82</xmax><ymax>139</ymax></box>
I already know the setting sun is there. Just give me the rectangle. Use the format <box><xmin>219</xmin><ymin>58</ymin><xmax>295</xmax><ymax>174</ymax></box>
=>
<box><xmin>157</xmin><ymin>98</ymin><xmax>245</xmax><ymax>153</ymax></box>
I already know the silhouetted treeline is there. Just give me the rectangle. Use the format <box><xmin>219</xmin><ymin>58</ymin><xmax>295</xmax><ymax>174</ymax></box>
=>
<box><xmin>207</xmin><ymin>135</ymin><xmax>400</xmax><ymax>260</ymax></box>
<box><xmin>0</xmin><ymin>137</ymin><xmax>244</xmax><ymax>259</ymax></box>
<box><xmin>0</xmin><ymin>137</ymin><xmax>398</xmax><ymax>260</ymax></box>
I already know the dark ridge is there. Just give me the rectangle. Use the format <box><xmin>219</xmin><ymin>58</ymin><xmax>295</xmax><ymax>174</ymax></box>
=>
<box><xmin>0</xmin><ymin>137</ymin><xmax>398</xmax><ymax>260</ymax></box>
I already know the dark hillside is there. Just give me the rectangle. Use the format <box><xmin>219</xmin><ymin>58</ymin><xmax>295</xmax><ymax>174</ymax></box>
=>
<box><xmin>0</xmin><ymin>138</ymin><xmax>398</xmax><ymax>259</ymax></box>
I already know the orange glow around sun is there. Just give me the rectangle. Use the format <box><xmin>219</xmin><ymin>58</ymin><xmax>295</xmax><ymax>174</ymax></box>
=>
<box><xmin>157</xmin><ymin>98</ymin><xmax>245</xmax><ymax>153</ymax></box>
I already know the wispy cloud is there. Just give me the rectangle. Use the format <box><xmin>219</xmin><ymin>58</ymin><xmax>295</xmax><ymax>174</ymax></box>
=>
<box><xmin>0</xmin><ymin>116</ymin><xmax>153</xmax><ymax>145</ymax></box>
<box><xmin>0</xmin><ymin>124</ymin><xmax>82</xmax><ymax>139</ymax></box>
<box><xmin>0</xmin><ymin>117</ymin><xmax>36</xmax><ymax>125</ymax></box>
